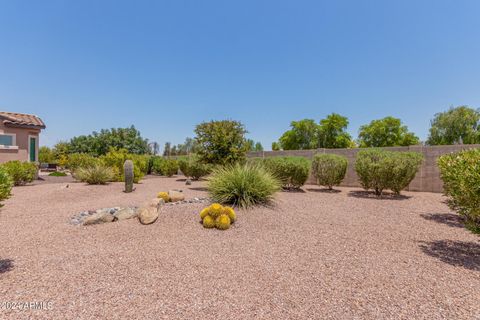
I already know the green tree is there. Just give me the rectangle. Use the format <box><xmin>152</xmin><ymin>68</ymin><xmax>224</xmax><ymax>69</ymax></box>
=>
<box><xmin>68</xmin><ymin>126</ymin><xmax>150</xmax><ymax>156</ymax></box>
<box><xmin>358</xmin><ymin>116</ymin><xmax>419</xmax><ymax>147</ymax></box>
<box><xmin>194</xmin><ymin>120</ymin><xmax>248</xmax><ymax>165</ymax></box>
<box><xmin>254</xmin><ymin>142</ymin><xmax>264</xmax><ymax>151</ymax></box>
<box><xmin>271</xmin><ymin>142</ymin><xmax>281</xmax><ymax>151</ymax></box>
<box><xmin>279</xmin><ymin>119</ymin><xmax>319</xmax><ymax>150</ymax></box>
<box><xmin>39</xmin><ymin>146</ymin><xmax>56</xmax><ymax>163</ymax></box>
<box><xmin>245</xmin><ymin>139</ymin><xmax>255</xmax><ymax>152</ymax></box>
<box><xmin>163</xmin><ymin>142</ymin><xmax>172</xmax><ymax>156</ymax></box>
<box><xmin>427</xmin><ymin>106</ymin><xmax>480</xmax><ymax>145</ymax></box>
<box><xmin>318</xmin><ymin>113</ymin><xmax>353</xmax><ymax>148</ymax></box>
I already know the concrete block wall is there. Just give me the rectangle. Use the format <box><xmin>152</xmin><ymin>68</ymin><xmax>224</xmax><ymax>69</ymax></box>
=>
<box><xmin>248</xmin><ymin>144</ymin><xmax>480</xmax><ymax>193</ymax></box>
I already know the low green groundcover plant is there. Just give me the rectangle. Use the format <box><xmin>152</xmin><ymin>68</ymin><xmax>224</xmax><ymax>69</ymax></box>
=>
<box><xmin>75</xmin><ymin>164</ymin><xmax>115</xmax><ymax>185</ymax></box>
<box><xmin>261</xmin><ymin>156</ymin><xmax>310</xmax><ymax>190</ymax></box>
<box><xmin>0</xmin><ymin>166</ymin><xmax>13</xmax><ymax>206</ymax></box>
<box><xmin>178</xmin><ymin>155</ymin><xmax>213</xmax><ymax>180</ymax></box>
<box><xmin>355</xmin><ymin>149</ymin><xmax>423</xmax><ymax>196</ymax></box>
<box><xmin>311</xmin><ymin>154</ymin><xmax>348</xmax><ymax>189</ymax></box>
<box><xmin>1</xmin><ymin>161</ymin><xmax>38</xmax><ymax>186</ymax></box>
<box><xmin>438</xmin><ymin>149</ymin><xmax>480</xmax><ymax>233</ymax></box>
<box><xmin>49</xmin><ymin>171</ymin><xmax>67</xmax><ymax>177</ymax></box>
<box><xmin>207</xmin><ymin>163</ymin><xmax>281</xmax><ymax>208</ymax></box>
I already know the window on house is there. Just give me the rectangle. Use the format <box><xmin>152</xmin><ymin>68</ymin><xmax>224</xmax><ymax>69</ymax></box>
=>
<box><xmin>0</xmin><ymin>134</ymin><xmax>14</xmax><ymax>146</ymax></box>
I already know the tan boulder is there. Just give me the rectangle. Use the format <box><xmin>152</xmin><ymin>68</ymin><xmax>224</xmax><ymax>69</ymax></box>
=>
<box><xmin>83</xmin><ymin>212</ymin><xmax>114</xmax><ymax>226</ymax></box>
<box><xmin>147</xmin><ymin>198</ymin><xmax>165</xmax><ymax>210</ymax></box>
<box><xmin>138</xmin><ymin>207</ymin><xmax>159</xmax><ymax>225</ymax></box>
<box><xmin>168</xmin><ymin>190</ymin><xmax>185</xmax><ymax>202</ymax></box>
<box><xmin>114</xmin><ymin>207</ymin><xmax>137</xmax><ymax>221</ymax></box>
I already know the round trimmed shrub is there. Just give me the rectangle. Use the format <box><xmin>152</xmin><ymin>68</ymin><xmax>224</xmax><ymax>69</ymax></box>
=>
<box><xmin>207</xmin><ymin>163</ymin><xmax>281</xmax><ymax>208</ymax></box>
<box><xmin>262</xmin><ymin>157</ymin><xmax>310</xmax><ymax>190</ymax></box>
<box><xmin>0</xmin><ymin>166</ymin><xmax>13</xmax><ymax>206</ymax></box>
<box><xmin>178</xmin><ymin>155</ymin><xmax>213</xmax><ymax>180</ymax></box>
<box><xmin>2</xmin><ymin>161</ymin><xmax>37</xmax><ymax>186</ymax></box>
<box><xmin>311</xmin><ymin>154</ymin><xmax>348</xmax><ymax>189</ymax></box>
<box><xmin>355</xmin><ymin>149</ymin><xmax>422</xmax><ymax>196</ymax></box>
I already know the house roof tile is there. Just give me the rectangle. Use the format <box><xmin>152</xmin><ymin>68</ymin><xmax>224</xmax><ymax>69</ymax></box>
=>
<box><xmin>0</xmin><ymin>111</ymin><xmax>46</xmax><ymax>129</ymax></box>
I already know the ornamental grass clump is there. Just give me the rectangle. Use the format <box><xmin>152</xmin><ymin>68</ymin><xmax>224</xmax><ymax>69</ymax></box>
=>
<box><xmin>75</xmin><ymin>164</ymin><xmax>115</xmax><ymax>185</ymax></box>
<box><xmin>311</xmin><ymin>154</ymin><xmax>348</xmax><ymax>189</ymax></box>
<box><xmin>207</xmin><ymin>163</ymin><xmax>281</xmax><ymax>208</ymax></box>
<box><xmin>199</xmin><ymin>203</ymin><xmax>236</xmax><ymax>230</ymax></box>
<box><xmin>262</xmin><ymin>156</ymin><xmax>310</xmax><ymax>190</ymax></box>
<box><xmin>438</xmin><ymin>149</ymin><xmax>480</xmax><ymax>233</ymax></box>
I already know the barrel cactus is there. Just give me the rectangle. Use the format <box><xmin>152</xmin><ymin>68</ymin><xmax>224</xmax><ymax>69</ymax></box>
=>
<box><xmin>222</xmin><ymin>206</ymin><xmax>236</xmax><ymax>223</ymax></box>
<box><xmin>202</xmin><ymin>215</ymin><xmax>216</xmax><ymax>228</ymax></box>
<box><xmin>200</xmin><ymin>204</ymin><xmax>236</xmax><ymax>230</ymax></box>
<box><xmin>208</xmin><ymin>203</ymin><xmax>223</xmax><ymax>218</ymax></box>
<box><xmin>157</xmin><ymin>191</ymin><xmax>170</xmax><ymax>202</ymax></box>
<box><xmin>215</xmin><ymin>214</ymin><xmax>231</xmax><ymax>230</ymax></box>
<box><xmin>124</xmin><ymin>160</ymin><xmax>134</xmax><ymax>193</ymax></box>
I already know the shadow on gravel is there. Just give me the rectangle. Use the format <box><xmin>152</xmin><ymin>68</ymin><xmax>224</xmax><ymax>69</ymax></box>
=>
<box><xmin>189</xmin><ymin>187</ymin><xmax>209</xmax><ymax>192</ymax></box>
<box><xmin>306</xmin><ymin>188</ymin><xmax>341</xmax><ymax>194</ymax></box>
<box><xmin>419</xmin><ymin>240</ymin><xmax>480</xmax><ymax>271</ymax></box>
<box><xmin>420</xmin><ymin>213</ymin><xmax>464</xmax><ymax>228</ymax></box>
<box><xmin>0</xmin><ymin>259</ymin><xmax>14</xmax><ymax>274</ymax></box>
<box><xmin>347</xmin><ymin>190</ymin><xmax>411</xmax><ymax>201</ymax></box>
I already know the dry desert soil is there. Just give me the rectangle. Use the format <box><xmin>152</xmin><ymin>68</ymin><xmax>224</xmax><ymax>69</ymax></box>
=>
<box><xmin>0</xmin><ymin>176</ymin><xmax>479</xmax><ymax>319</ymax></box>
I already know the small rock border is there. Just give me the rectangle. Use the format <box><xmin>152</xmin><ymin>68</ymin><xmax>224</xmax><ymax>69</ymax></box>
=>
<box><xmin>165</xmin><ymin>197</ymin><xmax>210</xmax><ymax>206</ymax></box>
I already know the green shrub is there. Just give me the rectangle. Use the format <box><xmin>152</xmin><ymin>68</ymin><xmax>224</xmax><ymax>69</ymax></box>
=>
<box><xmin>151</xmin><ymin>157</ymin><xmax>179</xmax><ymax>176</ymax></box>
<box><xmin>0</xmin><ymin>167</ymin><xmax>13</xmax><ymax>206</ymax></box>
<box><xmin>262</xmin><ymin>157</ymin><xmax>310</xmax><ymax>190</ymax></box>
<box><xmin>75</xmin><ymin>164</ymin><xmax>115</xmax><ymax>185</ymax></box>
<box><xmin>438</xmin><ymin>149</ymin><xmax>480</xmax><ymax>233</ymax></box>
<box><xmin>100</xmin><ymin>149</ymin><xmax>147</xmax><ymax>183</ymax></box>
<box><xmin>312</xmin><ymin>154</ymin><xmax>348</xmax><ymax>189</ymax></box>
<box><xmin>208</xmin><ymin>163</ymin><xmax>281</xmax><ymax>208</ymax></box>
<box><xmin>39</xmin><ymin>146</ymin><xmax>57</xmax><ymax>164</ymax></box>
<box><xmin>2</xmin><ymin>161</ymin><xmax>38</xmax><ymax>186</ymax></box>
<box><xmin>64</xmin><ymin>153</ymin><xmax>100</xmax><ymax>171</ymax></box>
<box><xmin>48</xmin><ymin>171</ymin><xmax>67</xmax><ymax>177</ymax></box>
<box><xmin>178</xmin><ymin>155</ymin><xmax>213</xmax><ymax>180</ymax></box>
<box><xmin>355</xmin><ymin>149</ymin><xmax>422</xmax><ymax>195</ymax></box>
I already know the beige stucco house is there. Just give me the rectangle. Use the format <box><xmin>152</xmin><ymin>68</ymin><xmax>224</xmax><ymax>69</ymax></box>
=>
<box><xmin>0</xmin><ymin>112</ymin><xmax>46</xmax><ymax>163</ymax></box>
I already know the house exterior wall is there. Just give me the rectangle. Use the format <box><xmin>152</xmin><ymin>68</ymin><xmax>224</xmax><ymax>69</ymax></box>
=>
<box><xmin>0</xmin><ymin>122</ymin><xmax>40</xmax><ymax>163</ymax></box>
<box><xmin>247</xmin><ymin>144</ymin><xmax>480</xmax><ymax>193</ymax></box>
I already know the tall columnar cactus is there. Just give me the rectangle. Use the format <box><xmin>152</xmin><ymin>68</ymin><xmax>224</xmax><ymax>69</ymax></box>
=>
<box><xmin>124</xmin><ymin>160</ymin><xmax>134</xmax><ymax>193</ymax></box>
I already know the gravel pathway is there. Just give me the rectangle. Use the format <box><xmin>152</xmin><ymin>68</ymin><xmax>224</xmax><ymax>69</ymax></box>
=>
<box><xmin>0</xmin><ymin>176</ymin><xmax>479</xmax><ymax>319</ymax></box>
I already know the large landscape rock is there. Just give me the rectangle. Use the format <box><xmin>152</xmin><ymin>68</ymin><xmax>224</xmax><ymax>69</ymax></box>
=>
<box><xmin>168</xmin><ymin>190</ymin><xmax>185</xmax><ymax>202</ymax></box>
<box><xmin>114</xmin><ymin>207</ymin><xmax>137</xmax><ymax>221</ymax></box>
<box><xmin>83</xmin><ymin>212</ymin><xmax>115</xmax><ymax>225</ymax></box>
<box><xmin>138</xmin><ymin>207</ymin><xmax>159</xmax><ymax>225</ymax></box>
<box><xmin>148</xmin><ymin>198</ymin><xmax>165</xmax><ymax>210</ymax></box>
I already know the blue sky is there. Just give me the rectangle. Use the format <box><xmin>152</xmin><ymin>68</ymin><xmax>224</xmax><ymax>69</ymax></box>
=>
<box><xmin>1</xmin><ymin>0</ymin><xmax>479</xmax><ymax>150</ymax></box>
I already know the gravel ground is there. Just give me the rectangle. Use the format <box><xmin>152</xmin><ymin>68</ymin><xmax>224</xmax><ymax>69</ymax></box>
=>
<box><xmin>0</xmin><ymin>176</ymin><xmax>479</xmax><ymax>319</ymax></box>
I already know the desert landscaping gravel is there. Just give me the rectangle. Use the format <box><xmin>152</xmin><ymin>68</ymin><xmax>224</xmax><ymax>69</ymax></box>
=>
<box><xmin>0</xmin><ymin>176</ymin><xmax>479</xmax><ymax>319</ymax></box>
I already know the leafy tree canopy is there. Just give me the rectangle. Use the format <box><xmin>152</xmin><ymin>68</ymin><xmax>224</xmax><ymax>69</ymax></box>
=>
<box><xmin>68</xmin><ymin>126</ymin><xmax>150</xmax><ymax>156</ymax></box>
<box><xmin>194</xmin><ymin>120</ymin><xmax>248</xmax><ymax>165</ymax></box>
<box><xmin>318</xmin><ymin>113</ymin><xmax>354</xmax><ymax>148</ymax></box>
<box><xmin>358</xmin><ymin>116</ymin><xmax>419</xmax><ymax>147</ymax></box>
<box><xmin>279</xmin><ymin>119</ymin><xmax>319</xmax><ymax>150</ymax></box>
<box><xmin>427</xmin><ymin>106</ymin><xmax>480</xmax><ymax>145</ymax></box>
